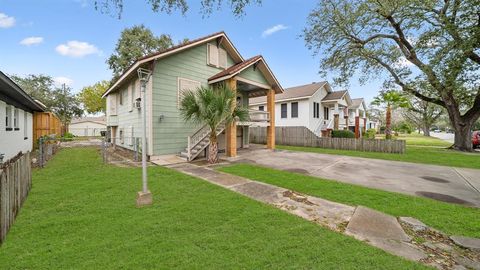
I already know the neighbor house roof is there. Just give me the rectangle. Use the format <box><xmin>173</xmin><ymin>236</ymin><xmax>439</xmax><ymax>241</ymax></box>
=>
<box><xmin>208</xmin><ymin>55</ymin><xmax>283</xmax><ymax>94</ymax></box>
<box><xmin>249</xmin><ymin>81</ymin><xmax>328</xmax><ymax>105</ymax></box>
<box><xmin>322</xmin><ymin>90</ymin><xmax>348</xmax><ymax>101</ymax></box>
<box><xmin>102</xmin><ymin>31</ymin><xmax>244</xmax><ymax>98</ymax></box>
<box><xmin>350</xmin><ymin>98</ymin><xmax>365</xmax><ymax>109</ymax></box>
<box><xmin>0</xmin><ymin>71</ymin><xmax>45</xmax><ymax>112</ymax></box>
<box><xmin>70</xmin><ymin>116</ymin><xmax>106</xmax><ymax>125</ymax></box>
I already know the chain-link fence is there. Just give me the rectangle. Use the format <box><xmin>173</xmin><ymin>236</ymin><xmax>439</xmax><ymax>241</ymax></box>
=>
<box><xmin>101</xmin><ymin>136</ymin><xmax>142</xmax><ymax>167</ymax></box>
<box><xmin>34</xmin><ymin>137</ymin><xmax>61</xmax><ymax>168</ymax></box>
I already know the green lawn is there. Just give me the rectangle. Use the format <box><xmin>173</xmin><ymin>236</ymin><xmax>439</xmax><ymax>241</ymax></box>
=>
<box><xmin>0</xmin><ymin>148</ymin><xmax>427</xmax><ymax>269</ymax></box>
<box><xmin>377</xmin><ymin>133</ymin><xmax>452</xmax><ymax>147</ymax></box>
<box><xmin>277</xmin><ymin>133</ymin><xmax>479</xmax><ymax>169</ymax></box>
<box><xmin>219</xmin><ymin>164</ymin><xmax>480</xmax><ymax>238</ymax></box>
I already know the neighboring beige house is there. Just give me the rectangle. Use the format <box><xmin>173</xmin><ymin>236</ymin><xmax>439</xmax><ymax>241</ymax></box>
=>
<box><xmin>68</xmin><ymin>116</ymin><xmax>106</xmax><ymax>137</ymax></box>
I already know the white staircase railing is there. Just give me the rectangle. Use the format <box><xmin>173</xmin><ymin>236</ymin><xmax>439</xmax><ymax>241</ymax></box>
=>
<box><xmin>182</xmin><ymin>121</ymin><xmax>226</xmax><ymax>161</ymax></box>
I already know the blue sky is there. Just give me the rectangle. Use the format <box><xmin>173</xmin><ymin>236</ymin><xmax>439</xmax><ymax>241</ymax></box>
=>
<box><xmin>0</xmin><ymin>0</ymin><xmax>383</xmax><ymax>102</ymax></box>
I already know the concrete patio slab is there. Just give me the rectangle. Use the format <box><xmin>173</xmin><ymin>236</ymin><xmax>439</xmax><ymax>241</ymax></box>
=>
<box><xmin>225</xmin><ymin>147</ymin><xmax>480</xmax><ymax>207</ymax></box>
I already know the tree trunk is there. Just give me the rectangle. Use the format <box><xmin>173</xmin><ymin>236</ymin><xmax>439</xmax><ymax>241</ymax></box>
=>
<box><xmin>385</xmin><ymin>104</ymin><xmax>392</xmax><ymax>139</ymax></box>
<box><xmin>207</xmin><ymin>133</ymin><xmax>218</xmax><ymax>164</ymax></box>
<box><xmin>452</xmin><ymin>121</ymin><xmax>473</xmax><ymax>151</ymax></box>
<box><xmin>423</xmin><ymin>126</ymin><xmax>430</xmax><ymax>137</ymax></box>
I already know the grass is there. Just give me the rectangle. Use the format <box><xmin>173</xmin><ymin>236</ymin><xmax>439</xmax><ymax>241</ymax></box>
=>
<box><xmin>0</xmin><ymin>148</ymin><xmax>427</xmax><ymax>269</ymax></box>
<box><xmin>276</xmin><ymin>133</ymin><xmax>479</xmax><ymax>169</ymax></box>
<box><xmin>376</xmin><ymin>133</ymin><xmax>452</xmax><ymax>147</ymax></box>
<box><xmin>218</xmin><ymin>164</ymin><xmax>480</xmax><ymax>238</ymax></box>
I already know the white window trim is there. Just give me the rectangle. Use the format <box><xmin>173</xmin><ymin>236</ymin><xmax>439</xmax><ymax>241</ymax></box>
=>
<box><xmin>207</xmin><ymin>43</ymin><xmax>219</xmax><ymax>67</ymax></box>
<box><xmin>177</xmin><ymin>77</ymin><xmax>201</xmax><ymax>108</ymax></box>
<box><xmin>5</xmin><ymin>105</ymin><xmax>12</xmax><ymax>130</ymax></box>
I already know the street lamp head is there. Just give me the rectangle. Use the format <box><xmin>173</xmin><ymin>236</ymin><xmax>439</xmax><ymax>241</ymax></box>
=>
<box><xmin>137</xmin><ymin>68</ymin><xmax>152</xmax><ymax>83</ymax></box>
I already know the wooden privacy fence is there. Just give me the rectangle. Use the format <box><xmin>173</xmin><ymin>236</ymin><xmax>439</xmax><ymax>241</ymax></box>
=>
<box><xmin>33</xmin><ymin>112</ymin><xmax>64</xmax><ymax>147</ymax></box>
<box><xmin>0</xmin><ymin>152</ymin><xmax>32</xmax><ymax>244</ymax></box>
<box><xmin>250</xmin><ymin>126</ymin><xmax>405</xmax><ymax>154</ymax></box>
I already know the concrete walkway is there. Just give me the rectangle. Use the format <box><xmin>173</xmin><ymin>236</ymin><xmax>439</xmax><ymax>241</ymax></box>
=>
<box><xmin>166</xmin><ymin>163</ymin><xmax>479</xmax><ymax>269</ymax></box>
<box><xmin>222</xmin><ymin>147</ymin><xmax>480</xmax><ymax>207</ymax></box>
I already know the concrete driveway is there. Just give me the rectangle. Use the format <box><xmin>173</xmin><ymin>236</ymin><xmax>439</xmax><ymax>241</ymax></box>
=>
<box><xmin>226</xmin><ymin>147</ymin><xmax>480</xmax><ymax>207</ymax></box>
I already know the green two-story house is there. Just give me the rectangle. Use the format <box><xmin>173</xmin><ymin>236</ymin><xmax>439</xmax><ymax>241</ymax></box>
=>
<box><xmin>102</xmin><ymin>31</ymin><xmax>283</xmax><ymax>161</ymax></box>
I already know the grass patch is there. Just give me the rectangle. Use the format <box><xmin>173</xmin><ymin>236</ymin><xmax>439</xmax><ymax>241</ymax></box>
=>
<box><xmin>376</xmin><ymin>133</ymin><xmax>452</xmax><ymax>147</ymax></box>
<box><xmin>0</xmin><ymin>148</ymin><xmax>427</xmax><ymax>269</ymax></box>
<box><xmin>218</xmin><ymin>164</ymin><xmax>480</xmax><ymax>238</ymax></box>
<box><xmin>276</xmin><ymin>145</ymin><xmax>480</xmax><ymax>169</ymax></box>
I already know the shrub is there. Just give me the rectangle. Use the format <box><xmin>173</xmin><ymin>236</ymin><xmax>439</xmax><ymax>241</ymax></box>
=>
<box><xmin>365</xmin><ymin>128</ymin><xmax>377</xmax><ymax>139</ymax></box>
<box><xmin>331</xmin><ymin>130</ymin><xmax>355</xmax><ymax>138</ymax></box>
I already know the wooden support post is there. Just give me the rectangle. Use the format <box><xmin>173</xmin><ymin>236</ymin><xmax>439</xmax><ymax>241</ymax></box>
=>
<box><xmin>333</xmin><ymin>114</ymin><xmax>339</xmax><ymax>130</ymax></box>
<box><xmin>363</xmin><ymin>118</ymin><xmax>367</xmax><ymax>133</ymax></box>
<box><xmin>267</xmin><ymin>88</ymin><xmax>275</xmax><ymax>149</ymax></box>
<box><xmin>355</xmin><ymin>116</ymin><xmax>360</xmax><ymax>138</ymax></box>
<box><xmin>226</xmin><ymin>78</ymin><xmax>237</xmax><ymax>157</ymax></box>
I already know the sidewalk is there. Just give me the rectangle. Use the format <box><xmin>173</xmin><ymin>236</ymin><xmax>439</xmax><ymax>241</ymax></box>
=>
<box><xmin>166</xmin><ymin>162</ymin><xmax>480</xmax><ymax>269</ymax></box>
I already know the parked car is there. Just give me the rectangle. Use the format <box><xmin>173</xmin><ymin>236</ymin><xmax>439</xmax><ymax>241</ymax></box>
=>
<box><xmin>473</xmin><ymin>131</ymin><xmax>480</xmax><ymax>149</ymax></box>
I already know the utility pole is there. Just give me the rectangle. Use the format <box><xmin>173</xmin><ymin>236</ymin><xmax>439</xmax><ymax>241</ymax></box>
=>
<box><xmin>136</xmin><ymin>68</ymin><xmax>153</xmax><ymax>207</ymax></box>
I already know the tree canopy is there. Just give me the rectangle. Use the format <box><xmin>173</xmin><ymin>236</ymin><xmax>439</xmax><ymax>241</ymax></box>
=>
<box><xmin>304</xmin><ymin>0</ymin><xmax>480</xmax><ymax>150</ymax></box>
<box><xmin>12</xmin><ymin>74</ymin><xmax>83</xmax><ymax>124</ymax></box>
<box><xmin>78</xmin><ymin>80</ymin><xmax>110</xmax><ymax>114</ymax></box>
<box><xmin>107</xmin><ymin>25</ymin><xmax>173</xmax><ymax>79</ymax></box>
<box><xmin>95</xmin><ymin>0</ymin><xmax>261</xmax><ymax>18</ymax></box>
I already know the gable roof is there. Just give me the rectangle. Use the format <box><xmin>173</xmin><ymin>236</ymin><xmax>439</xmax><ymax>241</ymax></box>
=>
<box><xmin>208</xmin><ymin>55</ymin><xmax>283</xmax><ymax>94</ymax></box>
<box><xmin>322</xmin><ymin>90</ymin><xmax>348</xmax><ymax>101</ymax></box>
<box><xmin>249</xmin><ymin>81</ymin><xmax>328</xmax><ymax>105</ymax></box>
<box><xmin>102</xmin><ymin>31</ymin><xmax>244</xmax><ymax>98</ymax></box>
<box><xmin>0</xmin><ymin>71</ymin><xmax>45</xmax><ymax>112</ymax></box>
<box><xmin>350</xmin><ymin>98</ymin><xmax>365</xmax><ymax>109</ymax></box>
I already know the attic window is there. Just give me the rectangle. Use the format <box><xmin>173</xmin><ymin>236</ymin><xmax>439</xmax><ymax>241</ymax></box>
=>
<box><xmin>207</xmin><ymin>43</ymin><xmax>227</xmax><ymax>69</ymax></box>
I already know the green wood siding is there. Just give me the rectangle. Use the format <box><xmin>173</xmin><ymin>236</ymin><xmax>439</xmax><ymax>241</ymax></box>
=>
<box><xmin>238</xmin><ymin>66</ymin><xmax>269</xmax><ymax>85</ymax></box>
<box><xmin>151</xmin><ymin>43</ymin><xmax>236</xmax><ymax>155</ymax></box>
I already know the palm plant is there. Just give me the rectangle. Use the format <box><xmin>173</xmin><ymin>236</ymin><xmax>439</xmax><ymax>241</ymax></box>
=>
<box><xmin>179</xmin><ymin>84</ymin><xmax>249</xmax><ymax>164</ymax></box>
<box><xmin>372</xmin><ymin>90</ymin><xmax>409</xmax><ymax>139</ymax></box>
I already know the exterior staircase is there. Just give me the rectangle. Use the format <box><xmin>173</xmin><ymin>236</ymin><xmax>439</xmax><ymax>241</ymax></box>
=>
<box><xmin>180</xmin><ymin>122</ymin><xmax>226</xmax><ymax>161</ymax></box>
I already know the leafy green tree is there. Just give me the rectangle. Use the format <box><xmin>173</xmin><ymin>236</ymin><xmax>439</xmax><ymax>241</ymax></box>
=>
<box><xmin>403</xmin><ymin>97</ymin><xmax>443</xmax><ymax>137</ymax></box>
<box><xmin>78</xmin><ymin>80</ymin><xmax>110</xmax><ymax>114</ymax></box>
<box><xmin>95</xmin><ymin>0</ymin><xmax>261</xmax><ymax>18</ymax></box>
<box><xmin>371</xmin><ymin>90</ymin><xmax>409</xmax><ymax>139</ymax></box>
<box><xmin>304</xmin><ymin>0</ymin><xmax>480</xmax><ymax>151</ymax></box>
<box><xmin>179</xmin><ymin>85</ymin><xmax>249</xmax><ymax>164</ymax></box>
<box><xmin>107</xmin><ymin>25</ymin><xmax>173</xmax><ymax>79</ymax></box>
<box><xmin>50</xmin><ymin>85</ymin><xmax>84</xmax><ymax>125</ymax></box>
<box><xmin>10</xmin><ymin>74</ymin><xmax>55</xmax><ymax>109</ymax></box>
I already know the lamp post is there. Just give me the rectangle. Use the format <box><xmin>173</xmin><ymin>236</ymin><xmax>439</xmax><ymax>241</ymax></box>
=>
<box><xmin>136</xmin><ymin>68</ymin><xmax>153</xmax><ymax>207</ymax></box>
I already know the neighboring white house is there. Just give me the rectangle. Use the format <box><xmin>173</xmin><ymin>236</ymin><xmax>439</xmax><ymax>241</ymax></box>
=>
<box><xmin>0</xmin><ymin>71</ymin><xmax>44</xmax><ymax>162</ymax></box>
<box><xmin>68</xmin><ymin>116</ymin><xmax>106</xmax><ymax>137</ymax></box>
<box><xmin>250</xmin><ymin>81</ymin><xmax>369</xmax><ymax>137</ymax></box>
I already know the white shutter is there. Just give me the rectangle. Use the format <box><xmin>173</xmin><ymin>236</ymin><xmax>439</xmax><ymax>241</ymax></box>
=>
<box><xmin>128</xmin><ymin>125</ymin><xmax>134</xmax><ymax>146</ymax></box>
<box><xmin>207</xmin><ymin>43</ymin><xmax>218</xmax><ymax>66</ymax></box>
<box><xmin>135</xmin><ymin>79</ymin><xmax>141</xmax><ymax>100</ymax></box>
<box><xmin>128</xmin><ymin>83</ymin><xmax>133</xmax><ymax>112</ymax></box>
<box><xmin>109</xmin><ymin>94</ymin><xmax>117</xmax><ymax>115</ymax></box>
<box><xmin>178</xmin><ymin>78</ymin><xmax>201</xmax><ymax>107</ymax></box>
<box><xmin>218</xmin><ymin>48</ymin><xmax>227</xmax><ymax>69</ymax></box>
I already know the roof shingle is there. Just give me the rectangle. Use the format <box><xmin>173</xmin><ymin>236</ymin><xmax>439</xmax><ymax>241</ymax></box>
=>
<box><xmin>250</xmin><ymin>81</ymin><xmax>327</xmax><ymax>104</ymax></box>
<box><xmin>322</xmin><ymin>90</ymin><xmax>348</xmax><ymax>101</ymax></box>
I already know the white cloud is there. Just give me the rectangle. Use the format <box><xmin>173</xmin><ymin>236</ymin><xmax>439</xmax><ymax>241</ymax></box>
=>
<box><xmin>20</xmin><ymin>36</ymin><xmax>44</xmax><ymax>46</ymax></box>
<box><xmin>55</xmin><ymin>40</ymin><xmax>100</xmax><ymax>58</ymax></box>
<box><xmin>0</xmin><ymin>13</ymin><xmax>15</xmax><ymax>28</ymax></box>
<box><xmin>262</xmin><ymin>24</ymin><xmax>289</xmax><ymax>38</ymax></box>
<box><xmin>75</xmin><ymin>0</ymin><xmax>88</xmax><ymax>8</ymax></box>
<box><xmin>54</xmin><ymin>76</ymin><xmax>74</xmax><ymax>87</ymax></box>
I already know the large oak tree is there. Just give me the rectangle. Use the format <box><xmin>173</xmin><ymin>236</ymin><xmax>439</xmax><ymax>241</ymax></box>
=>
<box><xmin>304</xmin><ymin>0</ymin><xmax>480</xmax><ymax>151</ymax></box>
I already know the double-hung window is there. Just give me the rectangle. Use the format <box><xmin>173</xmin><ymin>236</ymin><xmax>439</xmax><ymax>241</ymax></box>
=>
<box><xmin>13</xmin><ymin>108</ymin><xmax>19</xmax><ymax>130</ymax></box>
<box><xmin>324</xmin><ymin>106</ymin><xmax>330</xmax><ymax>120</ymax></box>
<box><xmin>281</xmin><ymin>103</ymin><xmax>287</xmax><ymax>118</ymax></box>
<box><xmin>5</xmin><ymin>105</ymin><xmax>12</xmax><ymax>131</ymax></box>
<box><xmin>291</xmin><ymin>102</ymin><xmax>298</xmax><ymax>118</ymax></box>
<box><xmin>313</xmin><ymin>102</ymin><xmax>320</xmax><ymax>118</ymax></box>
